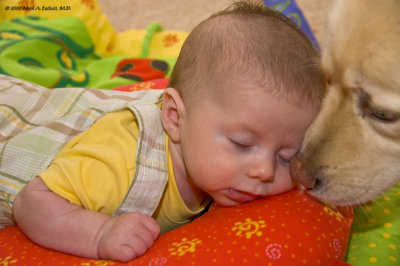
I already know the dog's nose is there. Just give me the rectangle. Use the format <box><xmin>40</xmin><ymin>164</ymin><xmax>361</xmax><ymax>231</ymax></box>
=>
<box><xmin>289</xmin><ymin>156</ymin><xmax>316</xmax><ymax>189</ymax></box>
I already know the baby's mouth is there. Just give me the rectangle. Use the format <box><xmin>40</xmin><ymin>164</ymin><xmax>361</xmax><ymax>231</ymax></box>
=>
<box><xmin>227</xmin><ymin>188</ymin><xmax>261</xmax><ymax>203</ymax></box>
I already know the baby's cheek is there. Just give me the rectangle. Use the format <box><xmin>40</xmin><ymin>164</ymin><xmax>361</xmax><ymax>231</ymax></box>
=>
<box><xmin>274</xmin><ymin>171</ymin><xmax>295</xmax><ymax>195</ymax></box>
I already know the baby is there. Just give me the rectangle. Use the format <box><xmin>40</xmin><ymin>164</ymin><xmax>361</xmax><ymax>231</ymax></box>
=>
<box><xmin>2</xmin><ymin>0</ymin><xmax>325</xmax><ymax>262</ymax></box>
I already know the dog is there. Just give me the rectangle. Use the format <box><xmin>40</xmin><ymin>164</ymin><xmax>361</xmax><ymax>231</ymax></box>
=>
<box><xmin>290</xmin><ymin>0</ymin><xmax>400</xmax><ymax>207</ymax></box>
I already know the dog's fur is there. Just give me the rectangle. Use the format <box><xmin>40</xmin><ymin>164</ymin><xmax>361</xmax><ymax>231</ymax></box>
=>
<box><xmin>290</xmin><ymin>0</ymin><xmax>400</xmax><ymax>206</ymax></box>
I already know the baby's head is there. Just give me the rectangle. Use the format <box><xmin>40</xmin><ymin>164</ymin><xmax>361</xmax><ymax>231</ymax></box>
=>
<box><xmin>162</xmin><ymin>0</ymin><xmax>325</xmax><ymax>207</ymax></box>
<box><xmin>168</xmin><ymin>0</ymin><xmax>325</xmax><ymax>112</ymax></box>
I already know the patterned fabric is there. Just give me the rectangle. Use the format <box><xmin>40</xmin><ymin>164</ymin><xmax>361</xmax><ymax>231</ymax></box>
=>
<box><xmin>0</xmin><ymin>189</ymin><xmax>353</xmax><ymax>265</ymax></box>
<box><xmin>0</xmin><ymin>16</ymin><xmax>180</xmax><ymax>90</ymax></box>
<box><xmin>0</xmin><ymin>74</ymin><xmax>167</xmax><ymax>228</ymax></box>
<box><xmin>346</xmin><ymin>184</ymin><xmax>400</xmax><ymax>265</ymax></box>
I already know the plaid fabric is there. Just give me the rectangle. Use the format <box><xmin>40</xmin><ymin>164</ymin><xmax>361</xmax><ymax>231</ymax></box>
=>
<box><xmin>0</xmin><ymin>74</ymin><xmax>168</xmax><ymax>228</ymax></box>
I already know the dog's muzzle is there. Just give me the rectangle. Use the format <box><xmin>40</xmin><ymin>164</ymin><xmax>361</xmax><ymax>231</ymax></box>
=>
<box><xmin>289</xmin><ymin>157</ymin><xmax>318</xmax><ymax>190</ymax></box>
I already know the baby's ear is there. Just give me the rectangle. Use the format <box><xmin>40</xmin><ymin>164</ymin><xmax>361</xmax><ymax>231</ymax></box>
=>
<box><xmin>161</xmin><ymin>88</ymin><xmax>185</xmax><ymax>142</ymax></box>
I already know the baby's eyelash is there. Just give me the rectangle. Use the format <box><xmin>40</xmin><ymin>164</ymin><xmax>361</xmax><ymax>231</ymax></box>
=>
<box><xmin>277</xmin><ymin>155</ymin><xmax>290</xmax><ymax>167</ymax></box>
<box><xmin>230</xmin><ymin>139</ymin><xmax>251</xmax><ymax>150</ymax></box>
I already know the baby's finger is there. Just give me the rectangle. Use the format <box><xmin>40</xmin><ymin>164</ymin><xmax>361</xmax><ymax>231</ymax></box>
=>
<box><xmin>119</xmin><ymin>230</ymin><xmax>155</xmax><ymax>259</ymax></box>
<box><xmin>134</xmin><ymin>223</ymin><xmax>158</xmax><ymax>250</ymax></box>
<box><xmin>141</xmin><ymin>215</ymin><xmax>160</xmax><ymax>240</ymax></box>
<box><xmin>110</xmin><ymin>243</ymin><xmax>140</xmax><ymax>262</ymax></box>
<box><xmin>127</xmin><ymin>235</ymin><xmax>149</xmax><ymax>257</ymax></box>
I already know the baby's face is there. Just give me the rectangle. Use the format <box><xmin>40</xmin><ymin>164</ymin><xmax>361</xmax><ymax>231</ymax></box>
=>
<box><xmin>179</xmin><ymin>86</ymin><xmax>318</xmax><ymax>207</ymax></box>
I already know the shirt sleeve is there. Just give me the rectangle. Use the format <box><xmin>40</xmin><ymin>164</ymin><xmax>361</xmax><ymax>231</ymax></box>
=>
<box><xmin>39</xmin><ymin>110</ymin><xmax>139</xmax><ymax>216</ymax></box>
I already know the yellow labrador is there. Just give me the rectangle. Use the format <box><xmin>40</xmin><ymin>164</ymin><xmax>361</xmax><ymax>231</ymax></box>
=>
<box><xmin>290</xmin><ymin>0</ymin><xmax>400</xmax><ymax>206</ymax></box>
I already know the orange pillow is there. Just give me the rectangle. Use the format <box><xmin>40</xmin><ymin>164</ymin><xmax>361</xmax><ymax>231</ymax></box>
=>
<box><xmin>0</xmin><ymin>189</ymin><xmax>352</xmax><ymax>265</ymax></box>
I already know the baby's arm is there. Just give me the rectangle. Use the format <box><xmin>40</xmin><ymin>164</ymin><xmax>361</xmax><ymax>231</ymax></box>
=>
<box><xmin>12</xmin><ymin>177</ymin><xmax>160</xmax><ymax>262</ymax></box>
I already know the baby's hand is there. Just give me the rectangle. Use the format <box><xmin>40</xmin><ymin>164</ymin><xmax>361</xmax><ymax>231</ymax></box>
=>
<box><xmin>97</xmin><ymin>212</ymin><xmax>160</xmax><ymax>262</ymax></box>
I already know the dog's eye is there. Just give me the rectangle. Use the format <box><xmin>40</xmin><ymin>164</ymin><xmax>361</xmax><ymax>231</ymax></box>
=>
<box><xmin>358</xmin><ymin>89</ymin><xmax>400</xmax><ymax>123</ymax></box>
<box><xmin>369</xmin><ymin>108</ymin><xmax>399</xmax><ymax>123</ymax></box>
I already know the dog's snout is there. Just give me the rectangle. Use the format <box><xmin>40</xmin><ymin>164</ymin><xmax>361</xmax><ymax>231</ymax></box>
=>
<box><xmin>289</xmin><ymin>156</ymin><xmax>317</xmax><ymax>189</ymax></box>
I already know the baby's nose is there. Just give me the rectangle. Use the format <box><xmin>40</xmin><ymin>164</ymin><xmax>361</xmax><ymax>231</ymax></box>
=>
<box><xmin>258</xmin><ymin>168</ymin><xmax>274</xmax><ymax>182</ymax></box>
<box><xmin>289</xmin><ymin>156</ymin><xmax>316</xmax><ymax>189</ymax></box>
<box><xmin>248</xmin><ymin>163</ymin><xmax>274</xmax><ymax>182</ymax></box>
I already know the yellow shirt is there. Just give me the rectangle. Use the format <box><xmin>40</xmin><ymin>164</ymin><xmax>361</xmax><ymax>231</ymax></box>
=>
<box><xmin>39</xmin><ymin>109</ymin><xmax>208</xmax><ymax>232</ymax></box>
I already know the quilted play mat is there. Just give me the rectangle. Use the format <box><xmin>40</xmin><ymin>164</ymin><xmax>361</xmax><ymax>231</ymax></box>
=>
<box><xmin>0</xmin><ymin>0</ymin><xmax>186</xmax><ymax>90</ymax></box>
<box><xmin>0</xmin><ymin>0</ymin><xmax>399</xmax><ymax>265</ymax></box>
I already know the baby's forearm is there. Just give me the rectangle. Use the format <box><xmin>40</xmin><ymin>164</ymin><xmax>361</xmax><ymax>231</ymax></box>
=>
<box><xmin>13</xmin><ymin>177</ymin><xmax>109</xmax><ymax>259</ymax></box>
